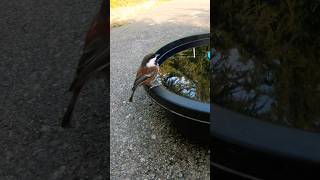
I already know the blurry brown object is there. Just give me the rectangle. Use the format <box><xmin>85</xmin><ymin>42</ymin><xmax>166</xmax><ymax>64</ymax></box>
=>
<box><xmin>62</xmin><ymin>0</ymin><xmax>109</xmax><ymax>128</ymax></box>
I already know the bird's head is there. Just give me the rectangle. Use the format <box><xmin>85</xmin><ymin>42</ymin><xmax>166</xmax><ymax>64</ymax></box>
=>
<box><xmin>143</xmin><ymin>53</ymin><xmax>160</xmax><ymax>67</ymax></box>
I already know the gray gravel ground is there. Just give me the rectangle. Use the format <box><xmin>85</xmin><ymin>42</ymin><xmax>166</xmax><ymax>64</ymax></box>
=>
<box><xmin>110</xmin><ymin>0</ymin><xmax>210</xmax><ymax>179</ymax></box>
<box><xmin>0</xmin><ymin>0</ymin><xmax>108</xmax><ymax>179</ymax></box>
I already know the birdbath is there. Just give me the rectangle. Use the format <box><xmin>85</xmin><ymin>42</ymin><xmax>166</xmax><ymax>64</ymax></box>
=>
<box><xmin>144</xmin><ymin>34</ymin><xmax>210</xmax><ymax>125</ymax></box>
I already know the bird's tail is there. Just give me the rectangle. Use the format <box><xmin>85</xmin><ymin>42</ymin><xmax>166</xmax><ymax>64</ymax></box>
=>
<box><xmin>61</xmin><ymin>89</ymin><xmax>81</xmax><ymax>128</ymax></box>
<box><xmin>129</xmin><ymin>87</ymin><xmax>136</xmax><ymax>102</ymax></box>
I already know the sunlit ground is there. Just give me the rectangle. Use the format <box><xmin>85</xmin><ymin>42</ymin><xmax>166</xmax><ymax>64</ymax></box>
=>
<box><xmin>111</xmin><ymin>0</ymin><xmax>149</xmax><ymax>8</ymax></box>
<box><xmin>110</xmin><ymin>0</ymin><xmax>170</xmax><ymax>26</ymax></box>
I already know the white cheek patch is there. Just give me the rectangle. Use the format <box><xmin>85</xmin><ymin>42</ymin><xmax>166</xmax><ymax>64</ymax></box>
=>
<box><xmin>146</xmin><ymin>57</ymin><xmax>157</xmax><ymax>67</ymax></box>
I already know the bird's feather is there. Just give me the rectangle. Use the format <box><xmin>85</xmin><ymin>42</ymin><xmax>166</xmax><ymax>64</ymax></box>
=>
<box><xmin>70</xmin><ymin>41</ymin><xmax>108</xmax><ymax>90</ymax></box>
<box><xmin>132</xmin><ymin>70</ymin><xmax>157</xmax><ymax>89</ymax></box>
<box><xmin>62</xmin><ymin>39</ymin><xmax>108</xmax><ymax>127</ymax></box>
<box><xmin>62</xmin><ymin>0</ymin><xmax>108</xmax><ymax>128</ymax></box>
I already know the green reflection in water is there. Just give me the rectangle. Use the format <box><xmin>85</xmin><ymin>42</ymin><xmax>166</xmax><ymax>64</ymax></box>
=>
<box><xmin>159</xmin><ymin>46</ymin><xmax>210</xmax><ymax>103</ymax></box>
<box><xmin>212</xmin><ymin>1</ymin><xmax>320</xmax><ymax>132</ymax></box>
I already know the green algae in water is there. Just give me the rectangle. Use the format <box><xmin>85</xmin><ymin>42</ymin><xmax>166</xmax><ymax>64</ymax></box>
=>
<box><xmin>159</xmin><ymin>46</ymin><xmax>210</xmax><ymax>103</ymax></box>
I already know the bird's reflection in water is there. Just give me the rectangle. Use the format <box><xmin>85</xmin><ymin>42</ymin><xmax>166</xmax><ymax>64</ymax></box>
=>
<box><xmin>159</xmin><ymin>46</ymin><xmax>210</xmax><ymax>103</ymax></box>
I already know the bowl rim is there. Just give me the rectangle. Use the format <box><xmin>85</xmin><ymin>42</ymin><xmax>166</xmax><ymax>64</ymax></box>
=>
<box><xmin>210</xmin><ymin>31</ymin><xmax>320</xmax><ymax>165</ymax></box>
<box><xmin>211</xmin><ymin>103</ymin><xmax>320</xmax><ymax>164</ymax></box>
<box><xmin>144</xmin><ymin>33</ymin><xmax>210</xmax><ymax>124</ymax></box>
<box><xmin>210</xmin><ymin>103</ymin><xmax>320</xmax><ymax>179</ymax></box>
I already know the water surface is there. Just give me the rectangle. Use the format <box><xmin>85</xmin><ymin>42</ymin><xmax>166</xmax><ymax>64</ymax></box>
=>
<box><xmin>160</xmin><ymin>46</ymin><xmax>210</xmax><ymax>103</ymax></box>
<box><xmin>211</xmin><ymin>1</ymin><xmax>320</xmax><ymax>132</ymax></box>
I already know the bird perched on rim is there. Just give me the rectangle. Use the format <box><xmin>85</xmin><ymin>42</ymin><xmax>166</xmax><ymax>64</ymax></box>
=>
<box><xmin>61</xmin><ymin>0</ymin><xmax>109</xmax><ymax>128</ymax></box>
<box><xmin>129</xmin><ymin>53</ymin><xmax>160</xmax><ymax>102</ymax></box>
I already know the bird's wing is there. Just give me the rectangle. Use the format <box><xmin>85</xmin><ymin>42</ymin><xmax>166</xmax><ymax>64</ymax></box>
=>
<box><xmin>132</xmin><ymin>70</ymin><xmax>157</xmax><ymax>90</ymax></box>
<box><xmin>77</xmin><ymin>39</ymin><xmax>103</xmax><ymax>72</ymax></box>
<box><xmin>70</xmin><ymin>39</ymin><xmax>109</xmax><ymax>91</ymax></box>
<box><xmin>63</xmin><ymin>38</ymin><xmax>108</xmax><ymax>127</ymax></box>
<box><xmin>62</xmin><ymin>0</ymin><xmax>108</xmax><ymax>127</ymax></box>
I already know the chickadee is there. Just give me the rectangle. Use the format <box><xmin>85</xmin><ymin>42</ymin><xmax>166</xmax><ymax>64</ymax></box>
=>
<box><xmin>61</xmin><ymin>0</ymin><xmax>109</xmax><ymax>128</ymax></box>
<box><xmin>129</xmin><ymin>53</ymin><xmax>160</xmax><ymax>102</ymax></box>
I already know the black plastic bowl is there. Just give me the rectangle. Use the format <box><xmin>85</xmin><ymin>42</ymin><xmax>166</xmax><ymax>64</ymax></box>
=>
<box><xmin>209</xmin><ymin>29</ymin><xmax>320</xmax><ymax>178</ymax></box>
<box><xmin>144</xmin><ymin>34</ymin><xmax>210</xmax><ymax>125</ymax></box>
<box><xmin>210</xmin><ymin>104</ymin><xmax>320</xmax><ymax>179</ymax></box>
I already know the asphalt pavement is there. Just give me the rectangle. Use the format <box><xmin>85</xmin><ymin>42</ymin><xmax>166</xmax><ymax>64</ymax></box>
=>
<box><xmin>110</xmin><ymin>0</ymin><xmax>210</xmax><ymax>179</ymax></box>
<box><xmin>0</xmin><ymin>1</ymin><xmax>108</xmax><ymax>179</ymax></box>
<box><xmin>1</xmin><ymin>0</ymin><xmax>210</xmax><ymax>179</ymax></box>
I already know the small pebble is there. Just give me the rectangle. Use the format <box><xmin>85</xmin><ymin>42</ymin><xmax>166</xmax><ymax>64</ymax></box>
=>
<box><xmin>151</xmin><ymin>134</ymin><xmax>156</xmax><ymax>140</ymax></box>
<box><xmin>150</xmin><ymin>174</ymin><xmax>155</xmax><ymax>178</ymax></box>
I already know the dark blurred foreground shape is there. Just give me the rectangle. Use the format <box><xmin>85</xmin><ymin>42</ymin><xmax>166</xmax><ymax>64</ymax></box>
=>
<box><xmin>62</xmin><ymin>0</ymin><xmax>109</xmax><ymax>127</ymax></box>
<box><xmin>211</xmin><ymin>1</ymin><xmax>320</xmax><ymax>179</ymax></box>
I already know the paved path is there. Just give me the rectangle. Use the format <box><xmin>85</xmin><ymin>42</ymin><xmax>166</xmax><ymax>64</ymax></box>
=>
<box><xmin>110</xmin><ymin>0</ymin><xmax>210</xmax><ymax>179</ymax></box>
<box><xmin>0</xmin><ymin>1</ymin><xmax>108</xmax><ymax>179</ymax></box>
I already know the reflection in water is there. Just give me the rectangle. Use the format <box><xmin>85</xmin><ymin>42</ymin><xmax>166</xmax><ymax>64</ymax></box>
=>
<box><xmin>212</xmin><ymin>1</ymin><xmax>320</xmax><ymax>132</ymax></box>
<box><xmin>160</xmin><ymin>46</ymin><xmax>210</xmax><ymax>103</ymax></box>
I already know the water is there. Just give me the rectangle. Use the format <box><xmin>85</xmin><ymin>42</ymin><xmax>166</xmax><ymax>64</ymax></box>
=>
<box><xmin>159</xmin><ymin>46</ymin><xmax>210</xmax><ymax>103</ymax></box>
<box><xmin>211</xmin><ymin>1</ymin><xmax>320</xmax><ymax>132</ymax></box>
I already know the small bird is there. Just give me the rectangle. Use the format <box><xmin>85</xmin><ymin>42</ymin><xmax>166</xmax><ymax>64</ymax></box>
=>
<box><xmin>61</xmin><ymin>0</ymin><xmax>109</xmax><ymax>128</ymax></box>
<box><xmin>129</xmin><ymin>53</ymin><xmax>160</xmax><ymax>102</ymax></box>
